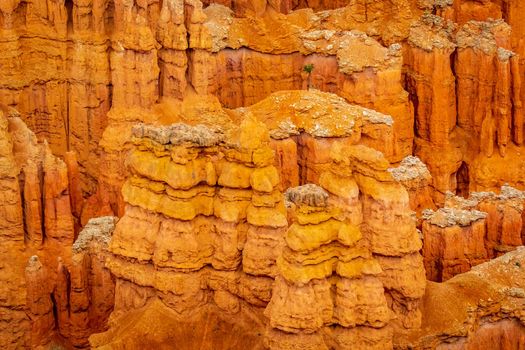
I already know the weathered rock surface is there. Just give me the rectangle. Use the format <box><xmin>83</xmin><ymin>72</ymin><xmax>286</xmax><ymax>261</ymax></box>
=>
<box><xmin>422</xmin><ymin>185</ymin><xmax>525</xmax><ymax>282</ymax></box>
<box><xmin>0</xmin><ymin>0</ymin><xmax>417</xmax><ymax>214</ymax></box>
<box><xmin>0</xmin><ymin>108</ymin><xmax>116</xmax><ymax>349</ymax></box>
<box><xmin>389</xmin><ymin>155</ymin><xmax>436</xmax><ymax>216</ymax></box>
<box><xmin>406</xmin><ymin>14</ymin><xmax>525</xmax><ymax>203</ymax></box>
<box><xmin>91</xmin><ymin>118</ymin><xmax>425</xmax><ymax>349</ymax></box>
<box><xmin>405</xmin><ymin>247</ymin><xmax>525</xmax><ymax>349</ymax></box>
<box><xmin>92</xmin><ymin>116</ymin><xmax>285</xmax><ymax>348</ymax></box>
<box><xmin>445</xmin><ymin>185</ymin><xmax>525</xmax><ymax>258</ymax></box>
<box><xmin>1</xmin><ymin>0</ymin><xmax>525</xmax><ymax>349</ymax></box>
<box><xmin>422</xmin><ymin>207</ymin><xmax>489</xmax><ymax>281</ymax></box>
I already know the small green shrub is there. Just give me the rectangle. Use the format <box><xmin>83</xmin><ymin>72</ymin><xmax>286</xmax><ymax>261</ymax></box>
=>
<box><xmin>303</xmin><ymin>64</ymin><xmax>314</xmax><ymax>74</ymax></box>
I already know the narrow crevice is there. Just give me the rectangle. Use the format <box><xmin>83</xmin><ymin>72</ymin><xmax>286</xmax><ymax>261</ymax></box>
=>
<box><xmin>456</xmin><ymin>161</ymin><xmax>470</xmax><ymax>198</ymax></box>
<box><xmin>184</xmin><ymin>2</ymin><xmax>196</xmax><ymax>95</ymax></box>
<box><xmin>450</xmin><ymin>48</ymin><xmax>459</xmax><ymax>128</ymax></box>
<box><xmin>436</xmin><ymin>259</ymin><xmax>443</xmax><ymax>282</ymax></box>
<box><xmin>50</xmin><ymin>292</ymin><xmax>59</xmax><ymax>330</ymax></box>
<box><xmin>65</xmin><ymin>0</ymin><xmax>74</xmax><ymax>34</ymax></box>
<box><xmin>185</xmin><ymin>51</ymin><xmax>194</xmax><ymax>95</ymax></box>
<box><xmin>18</xmin><ymin>171</ymin><xmax>28</xmax><ymax>243</ymax></box>
<box><xmin>158</xmin><ymin>59</ymin><xmax>164</xmax><ymax>99</ymax></box>
<box><xmin>65</xmin><ymin>267</ymin><xmax>71</xmax><ymax>317</ymax></box>
<box><xmin>38</xmin><ymin>164</ymin><xmax>46</xmax><ymax>243</ymax></box>
<box><xmin>104</xmin><ymin>0</ymin><xmax>116</xmax><ymax>37</ymax></box>
<box><xmin>296</xmin><ymin>134</ymin><xmax>307</xmax><ymax>186</ymax></box>
<box><xmin>501</xmin><ymin>1</ymin><xmax>510</xmax><ymax>24</ymax></box>
<box><xmin>65</xmin><ymin>81</ymin><xmax>71</xmax><ymax>152</ymax></box>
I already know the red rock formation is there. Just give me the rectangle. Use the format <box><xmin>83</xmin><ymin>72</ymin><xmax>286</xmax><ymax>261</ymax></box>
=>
<box><xmin>0</xmin><ymin>108</ymin><xmax>31</xmax><ymax>349</ymax></box>
<box><xmin>52</xmin><ymin>216</ymin><xmax>117</xmax><ymax>347</ymax></box>
<box><xmin>1</xmin><ymin>0</ymin><xmax>525</xmax><ymax>348</ymax></box>
<box><xmin>91</xmin><ymin>116</ymin><xmax>425</xmax><ymax>349</ymax></box>
<box><xmin>404</xmin><ymin>15</ymin><xmax>459</xmax><ymax>202</ymax></box>
<box><xmin>25</xmin><ymin>256</ymin><xmax>54</xmax><ymax>348</ymax></box>
<box><xmin>0</xmin><ymin>0</ymin><xmax>417</xmax><ymax>212</ymax></box>
<box><xmin>91</xmin><ymin>89</ymin><xmax>397</xmax><ymax>219</ymax></box>
<box><xmin>422</xmin><ymin>207</ymin><xmax>489</xmax><ymax>281</ymax></box>
<box><xmin>241</xmin><ymin>90</ymin><xmax>395</xmax><ymax>184</ymax></box>
<box><xmin>90</xmin><ymin>118</ymin><xmax>283</xmax><ymax>348</ymax></box>
<box><xmin>331</xmin><ymin>144</ymin><xmax>426</xmax><ymax>334</ymax></box>
<box><xmin>407</xmin><ymin>16</ymin><xmax>525</xmax><ymax>201</ymax></box>
<box><xmin>388</xmin><ymin>155</ymin><xmax>436</xmax><ymax>216</ymax></box>
<box><xmin>422</xmin><ymin>185</ymin><xmax>525</xmax><ymax>282</ymax></box>
<box><xmin>43</xmin><ymin>144</ymin><xmax>75</xmax><ymax>245</ymax></box>
<box><xmin>266</xmin><ymin>184</ymin><xmax>392</xmax><ymax>349</ymax></box>
<box><xmin>0</xmin><ymin>0</ymin><xmax>521</xmax><ymax>205</ymax></box>
<box><xmin>405</xmin><ymin>247</ymin><xmax>525</xmax><ymax>349</ymax></box>
<box><xmin>199</xmin><ymin>9</ymin><xmax>413</xmax><ymax>161</ymax></box>
<box><xmin>0</xmin><ymin>108</ymin><xmax>117</xmax><ymax>348</ymax></box>
<box><xmin>0</xmin><ymin>0</ymin><xmax>110</xmax><ymax>196</ymax></box>
<box><xmin>445</xmin><ymin>185</ymin><xmax>525</xmax><ymax>258</ymax></box>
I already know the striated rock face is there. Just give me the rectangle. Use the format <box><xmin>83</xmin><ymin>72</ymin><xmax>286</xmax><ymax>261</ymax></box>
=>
<box><xmin>91</xmin><ymin>118</ymin><xmax>426</xmax><ymax>349</ymax></box>
<box><xmin>389</xmin><ymin>155</ymin><xmax>436</xmax><ymax>216</ymax></box>
<box><xmin>0</xmin><ymin>0</ymin><xmax>513</xmax><ymax>215</ymax></box>
<box><xmin>321</xmin><ymin>142</ymin><xmax>427</xmax><ymax>335</ymax></box>
<box><xmin>266</xmin><ymin>183</ymin><xmax>392</xmax><ymax>349</ymax></box>
<box><xmin>91</xmin><ymin>115</ymin><xmax>285</xmax><ymax>349</ymax></box>
<box><xmin>198</xmin><ymin>6</ymin><xmax>413</xmax><ymax>162</ymax></box>
<box><xmin>24</xmin><ymin>215</ymin><xmax>117</xmax><ymax>349</ymax></box>
<box><xmin>242</xmin><ymin>90</ymin><xmax>395</xmax><ymax>187</ymax></box>
<box><xmin>422</xmin><ymin>184</ymin><xmax>525</xmax><ymax>282</ymax></box>
<box><xmin>1</xmin><ymin>0</ymin><xmax>525</xmax><ymax>349</ymax></box>
<box><xmin>0</xmin><ymin>0</ymin><xmax>416</xmax><ymax>216</ymax></box>
<box><xmin>445</xmin><ymin>185</ymin><xmax>525</xmax><ymax>258</ymax></box>
<box><xmin>25</xmin><ymin>256</ymin><xmax>53</xmax><ymax>348</ymax></box>
<box><xmin>422</xmin><ymin>207</ymin><xmax>489</xmax><ymax>281</ymax></box>
<box><xmin>0</xmin><ymin>108</ymin><xmax>116</xmax><ymax>349</ymax></box>
<box><xmin>406</xmin><ymin>13</ymin><xmax>525</xmax><ymax>203</ymax></box>
<box><xmin>55</xmin><ymin>216</ymin><xmax>117</xmax><ymax>347</ymax></box>
<box><xmin>93</xmin><ymin>88</ymin><xmax>397</xmax><ymax>219</ymax></box>
<box><xmin>0</xmin><ymin>0</ymin><xmax>111</xmax><ymax>197</ymax></box>
<box><xmin>0</xmin><ymin>107</ymin><xmax>31</xmax><ymax>348</ymax></box>
<box><xmin>24</xmin><ymin>216</ymin><xmax>118</xmax><ymax>349</ymax></box>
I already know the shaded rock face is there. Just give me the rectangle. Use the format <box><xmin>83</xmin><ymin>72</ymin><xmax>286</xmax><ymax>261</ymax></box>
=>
<box><xmin>55</xmin><ymin>216</ymin><xmax>117</xmax><ymax>347</ymax></box>
<box><xmin>422</xmin><ymin>185</ymin><xmax>525</xmax><ymax>282</ymax></box>
<box><xmin>23</xmin><ymin>217</ymin><xmax>118</xmax><ymax>348</ymax></box>
<box><xmin>405</xmin><ymin>12</ymin><xmax>525</xmax><ymax>204</ymax></box>
<box><xmin>389</xmin><ymin>155</ymin><xmax>435</xmax><ymax>216</ymax></box>
<box><xmin>23</xmin><ymin>216</ymin><xmax>117</xmax><ymax>349</ymax></box>
<box><xmin>0</xmin><ymin>0</ymin><xmax>525</xmax><ymax>349</ymax></box>
<box><xmin>0</xmin><ymin>108</ymin><xmax>117</xmax><ymax>349</ymax></box>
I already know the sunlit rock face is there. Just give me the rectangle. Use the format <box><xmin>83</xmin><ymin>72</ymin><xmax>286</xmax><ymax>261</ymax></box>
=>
<box><xmin>89</xmin><ymin>107</ymin><xmax>425</xmax><ymax>350</ymax></box>
<box><xmin>0</xmin><ymin>0</ymin><xmax>525</xmax><ymax>349</ymax></box>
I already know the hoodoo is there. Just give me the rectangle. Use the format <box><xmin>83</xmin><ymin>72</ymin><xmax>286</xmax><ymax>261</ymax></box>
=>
<box><xmin>0</xmin><ymin>0</ymin><xmax>525</xmax><ymax>349</ymax></box>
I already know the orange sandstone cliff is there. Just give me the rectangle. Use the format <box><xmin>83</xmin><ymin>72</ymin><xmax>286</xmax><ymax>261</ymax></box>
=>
<box><xmin>1</xmin><ymin>0</ymin><xmax>525</xmax><ymax>349</ymax></box>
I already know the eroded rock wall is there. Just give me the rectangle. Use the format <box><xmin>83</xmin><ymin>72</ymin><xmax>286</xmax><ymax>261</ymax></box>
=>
<box><xmin>1</xmin><ymin>0</ymin><xmax>525</xmax><ymax>349</ymax></box>
<box><xmin>91</xmin><ymin>115</ymin><xmax>287</xmax><ymax>349</ymax></box>
<box><xmin>405</xmin><ymin>10</ymin><xmax>525</xmax><ymax>203</ymax></box>
<box><xmin>406</xmin><ymin>247</ymin><xmax>525</xmax><ymax>349</ymax></box>
<box><xmin>0</xmin><ymin>0</ymin><xmax>418</xmax><ymax>214</ymax></box>
<box><xmin>0</xmin><ymin>108</ymin><xmax>116</xmax><ymax>349</ymax></box>
<box><xmin>90</xmin><ymin>111</ymin><xmax>426</xmax><ymax>349</ymax></box>
<box><xmin>422</xmin><ymin>185</ymin><xmax>525</xmax><ymax>282</ymax></box>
